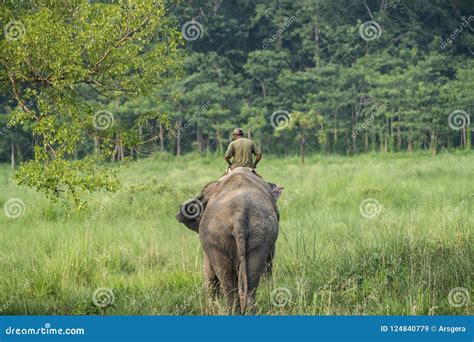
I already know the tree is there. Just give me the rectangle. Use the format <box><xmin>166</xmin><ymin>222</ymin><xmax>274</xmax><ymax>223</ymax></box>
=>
<box><xmin>0</xmin><ymin>0</ymin><xmax>181</xmax><ymax>207</ymax></box>
<box><xmin>275</xmin><ymin>110</ymin><xmax>324</xmax><ymax>165</ymax></box>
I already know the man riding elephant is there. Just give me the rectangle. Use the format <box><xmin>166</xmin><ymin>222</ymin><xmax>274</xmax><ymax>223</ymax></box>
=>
<box><xmin>176</xmin><ymin>168</ymin><xmax>280</xmax><ymax>314</ymax></box>
<box><xmin>224</xmin><ymin>127</ymin><xmax>283</xmax><ymax>200</ymax></box>
<box><xmin>224</xmin><ymin>128</ymin><xmax>262</xmax><ymax>175</ymax></box>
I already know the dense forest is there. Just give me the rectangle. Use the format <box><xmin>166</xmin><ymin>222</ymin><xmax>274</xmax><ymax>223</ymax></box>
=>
<box><xmin>0</xmin><ymin>0</ymin><xmax>473</xmax><ymax>204</ymax></box>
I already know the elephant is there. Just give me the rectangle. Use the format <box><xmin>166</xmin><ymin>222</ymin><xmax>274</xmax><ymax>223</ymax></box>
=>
<box><xmin>176</xmin><ymin>168</ymin><xmax>281</xmax><ymax>314</ymax></box>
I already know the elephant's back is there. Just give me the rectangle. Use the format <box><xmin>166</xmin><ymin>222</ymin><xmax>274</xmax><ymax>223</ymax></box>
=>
<box><xmin>201</xmin><ymin>187</ymin><xmax>278</xmax><ymax>242</ymax></box>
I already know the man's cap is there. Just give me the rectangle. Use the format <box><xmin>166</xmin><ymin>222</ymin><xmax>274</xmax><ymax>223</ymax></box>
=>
<box><xmin>232</xmin><ymin>128</ymin><xmax>244</xmax><ymax>136</ymax></box>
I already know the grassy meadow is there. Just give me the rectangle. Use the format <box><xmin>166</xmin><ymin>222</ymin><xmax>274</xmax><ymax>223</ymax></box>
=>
<box><xmin>0</xmin><ymin>152</ymin><xmax>472</xmax><ymax>315</ymax></box>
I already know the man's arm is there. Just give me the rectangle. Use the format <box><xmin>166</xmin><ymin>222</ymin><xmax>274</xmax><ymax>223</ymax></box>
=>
<box><xmin>253</xmin><ymin>152</ymin><xmax>262</xmax><ymax>168</ymax></box>
<box><xmin>224</xmin><ymin>143</ymin><xmax>234</xmax><ymax>166</ymax></box>
<box><xmin>252</xmin><ymin>143</ymin><xmax>262</xmax><ymax>168</ymax></box>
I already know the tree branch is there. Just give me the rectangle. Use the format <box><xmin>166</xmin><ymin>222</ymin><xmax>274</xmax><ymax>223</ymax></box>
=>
<box><xmin>89</xmin><ymin>12</ymin><xmax>154</xmax><ymax>75</ymax></box>
<box><xmin>3</xmin><ymin>63</ymin><xmax>40</xmax><ymax>121</ymax></box>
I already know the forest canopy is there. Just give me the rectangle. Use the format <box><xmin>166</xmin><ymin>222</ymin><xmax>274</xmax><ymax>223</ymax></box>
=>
<box><xmin>0</xmin><ymin>0</ymin><xmax>473</xmax><ymax>206</ymax></box>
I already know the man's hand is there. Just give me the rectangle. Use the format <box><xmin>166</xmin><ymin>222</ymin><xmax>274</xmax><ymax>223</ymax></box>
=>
<box><xmin>253</xmin><ymin>152</ymin><xmax>262</xmax><ymax>169</ymax></box>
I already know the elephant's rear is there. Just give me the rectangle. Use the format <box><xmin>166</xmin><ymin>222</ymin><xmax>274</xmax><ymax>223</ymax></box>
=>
<box><xmin>198</xmin><ymin>170</ymin><xmax>279</xmax><ymax>313</ymax></box>
<box><xmin>228</xmin><ymin>189</ymin><xmax>279</xmax><ymax>313</ymax></box>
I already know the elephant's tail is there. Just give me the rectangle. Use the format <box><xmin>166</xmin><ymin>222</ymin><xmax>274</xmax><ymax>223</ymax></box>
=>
<box><xmin>235</xmin><ymin>217</ymin><xmax>248</xmax><ymax>314</ymax></box>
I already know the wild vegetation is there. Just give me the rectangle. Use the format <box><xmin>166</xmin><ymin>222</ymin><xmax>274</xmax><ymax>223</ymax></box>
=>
<box><xmin>0</xmin><ymin>0</ymin><xmax>473</xmax><ymax>205</ymax></box>
<box><xmin>0</xmin><ymin>0</ymin><xmax>472</xmax><ymax>316</ymax></box>
<box><xmin>0</xmin><ymin>153</ymin><xmax>472</xmax><ymax>314</ymax></box>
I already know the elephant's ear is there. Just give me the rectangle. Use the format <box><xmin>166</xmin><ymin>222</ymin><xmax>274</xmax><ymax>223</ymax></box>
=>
<box><xmin>175</xmin><ymin>196</ymin><xmax>205</xmax><ymax>233</ymax></box>
<box><xmin>175</xmin><ymin>181</ymin><xmax>220</xmax><ymax>233</ymax></box>
<box><xmin>267</xmin><ymin>182</ymin><xmax>284</xmax><ymax>201</ymax></box>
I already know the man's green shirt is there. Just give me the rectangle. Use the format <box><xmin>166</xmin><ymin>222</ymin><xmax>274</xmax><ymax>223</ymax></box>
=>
<box><xmin>225</xmin><ymin>138</ymin><xmax>260</xmax><ymax>169</ymax></box>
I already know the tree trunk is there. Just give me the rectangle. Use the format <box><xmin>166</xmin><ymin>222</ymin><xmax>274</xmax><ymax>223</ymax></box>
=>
<box><xmin>260</xmin><ymin>82</ymin><xmax>267</xmax><ymax>97</ymax></box>
<box><xmin>15</xmin><ymin>143</ymin><xmax>21</xmax><ymax>163</ymax></box>
<box><xmin>216</xmin><ymin>131</ymin><xmax>223</xmax><ymax>154</ymax></box>
<box><xmin>431</xmin><ymin>131</ymin><xmax>437</xmax><ymax>157</ymax></box>
<box><xmin>111</xmin><ymin>138</ymin><xmax>118</xmax><ymax>162</ymax></box>
<box><xmin>461</xmin><ymin>126</ymin><xmax>466</xmax><ymax>147</ymax></box>
<box><xmin>407</xmin><ymin>127</ymin><xmax>413</xmax><ymax>153</ymax></box>
<box><xmin>10</xmin><ymin>141</ymin><xmax>15</xmax><ymax>170</ymax></box>
<box><xmin>197</xmin><ymin>123</ymin><xmax>202</xmax><ymax>153</ymax></box>
<box><xmin>159</xmin><ymin>121</ymin><xmax>164</xmax><ymax>151</ymax></box>
<box><xmin>467</xmin><ymin>126</ymin><xmax>472</xmax><ymax>150</ymax></box>
<box><xmin>138</xmin><ymin>124</ymin><xmax>143</xmax><ymax>141</ymax></box>
<box><xmin>389</xmin><ymin>116</ymin><xmax>394</xmax><ymax>152</ymax></box>
<box><xmin>352</xmin><ymin>128</ymin><xmax>357</xmax><ymax>153</ymax></box>
<box><xmin>176</xmin><ymin>119</ymin><xmax>182</xmax><ymax>156</ymax></box>
<box><xmin>300</xmin><ymin>135</ymin><xmax>305</xmax><ymax>165</ymax></box>
<box><xmin>119</xmin><ymin>137</ymin><xmax>124</xmax><ymax>160</ymax></box>
<box><xmin>314</xmin><ymin>19</ymin><xmax>320</xmax><ymax>68</ymax></box>
<box><xmin>352</xmin><ymin>106</ymin><xmax>357</xmax><ymax>153</ymax></box>
<box><xmin>396</xmin><ymin>119</ymin><xmax>401</xmax><ymax>151</ymax></box>
<box><xmin>94</xmin><ymin>136</ymin><xmax>100</xmax><ymax>155</ymax></box>
<box><xmin>364</xmin><ymin>133</ymin><xmax>369</xmax><ymax>151</ymax></box>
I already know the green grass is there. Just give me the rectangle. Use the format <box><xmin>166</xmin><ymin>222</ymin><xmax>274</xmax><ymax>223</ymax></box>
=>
<box><xmin>0</xmin><ymin>152</ymin><xmax>472</xmax><ymax>315</ymax></box>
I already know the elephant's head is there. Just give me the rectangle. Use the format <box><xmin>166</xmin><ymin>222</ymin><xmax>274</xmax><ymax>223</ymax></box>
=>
<box><xmin>175</xmin><ymin>195</ymin><xmax>204</xmax><ymax>232</ymax></box>
<box><xmin>175</xmin><ymin>181</ymin><xmax>220</xmax><ymax>232</ymax></box>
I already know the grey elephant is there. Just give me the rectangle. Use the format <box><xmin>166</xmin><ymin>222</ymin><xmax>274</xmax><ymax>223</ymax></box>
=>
<box><xmin>176</xmin><ymin>168</ymin><xmax>281</xmax><ymax>314</ymax></box>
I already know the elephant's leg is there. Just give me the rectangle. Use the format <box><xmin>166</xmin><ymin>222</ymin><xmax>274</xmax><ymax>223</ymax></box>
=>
<box><xmin>263</xmin><ymin>244</ymin><xmax>275</xmax><ymax>279</ymax></box>
<box><xmin>245</xmin><ymin>248</ymin><xmax>272</xmax><ymax>313</ymax></box>
<box><xmin>207</xmin><ymin>248</ymin><xmax>239</xmax><ymax>314</ymax></box>
<box><xmin>203</xmin><ymin>253</ymin><xmax>220</xmax><ymax>297</ymax></box>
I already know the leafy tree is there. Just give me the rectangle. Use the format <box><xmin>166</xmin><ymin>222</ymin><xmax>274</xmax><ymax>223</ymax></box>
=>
<box><xmin>0</xmin><ymin>0</ymin><xmax>181</xmax><ymax>207</ymax></box>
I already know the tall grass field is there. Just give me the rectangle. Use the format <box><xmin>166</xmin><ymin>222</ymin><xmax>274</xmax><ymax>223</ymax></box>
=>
<box><xmin>0</xmin><ymin>152</ymin><xmax>472</xmax><ymax>315</ymax></box>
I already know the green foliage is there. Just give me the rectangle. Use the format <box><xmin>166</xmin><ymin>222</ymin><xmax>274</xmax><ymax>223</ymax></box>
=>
<box><xmin>14</xmin><ymin>157</ymin><xmax>120</xmax><ymax>209</ymax></box>
<box><xmin>0</xmin><ymin>153</ymin><xmax>471</xmax><ymax>314</ymax></box>
<box><xmin>0</xmin><ymin>0</ymin><xmax>182</xmax><ymax>207</ymax></box>
<box><xmin>1</xmin><ymin>0</ymin><xmax>473</xmax><ymax>206</ymax></box>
